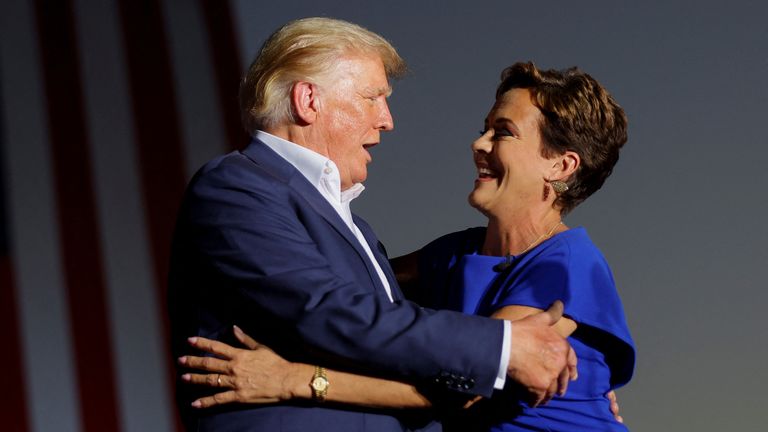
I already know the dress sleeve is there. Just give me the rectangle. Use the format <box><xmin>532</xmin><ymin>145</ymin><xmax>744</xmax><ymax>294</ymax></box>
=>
<box><xmin>487</xmin><ymin>234</ymin><xmax>635</xmax><ymax>387</ymax></box>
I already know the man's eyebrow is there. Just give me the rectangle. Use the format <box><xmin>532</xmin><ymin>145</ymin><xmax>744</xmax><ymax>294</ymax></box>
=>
<box><xmin>366</xmin><ymin>85</ymin><xmax>393</xmax><ymax>97</ymax></box>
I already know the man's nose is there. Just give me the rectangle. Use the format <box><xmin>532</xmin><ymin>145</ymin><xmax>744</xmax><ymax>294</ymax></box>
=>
<box><xmin>377</xmin><ymin>100</ymin><xmax>394</xmax><ymax>131</ymax></box>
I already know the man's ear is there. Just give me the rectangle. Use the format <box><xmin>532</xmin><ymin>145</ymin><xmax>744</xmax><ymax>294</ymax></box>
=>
<box><xmin>549</xmin><ymin>151</ymin><xmax>580</xmax><ymax>182</ymax></box>
<box><xmin>291</xmin><ymin>81</ymin><xmax>319</xmax><ymax>125</ymax></box>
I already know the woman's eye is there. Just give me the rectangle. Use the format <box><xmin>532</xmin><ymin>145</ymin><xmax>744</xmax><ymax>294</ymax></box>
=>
<box><xmin>492</xmin><ymin>129</ymin><xmax>514</xmax><ymax>139</ymax></box>
<box><xmin>479</xmin><ymin>128</ymin><xmax>514</xmax><ymax>139</ymax></box>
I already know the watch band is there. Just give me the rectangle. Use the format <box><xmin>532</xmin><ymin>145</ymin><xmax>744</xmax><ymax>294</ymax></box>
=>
<box><xmin>310</xmin><ymin>366</ymin><xmax>329</xmax><ymax>402</ymax></box>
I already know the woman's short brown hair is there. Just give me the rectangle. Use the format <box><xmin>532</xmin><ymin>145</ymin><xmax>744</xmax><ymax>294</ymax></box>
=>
<box><xmin>239</xmin><ymin>17</ymin><xmax>407</xmax><ymax>133</ymax></box>
<box><xmin>497</xmin><ymin>62</ymin><xmax>628</xmax><ymax>213</ymax></box>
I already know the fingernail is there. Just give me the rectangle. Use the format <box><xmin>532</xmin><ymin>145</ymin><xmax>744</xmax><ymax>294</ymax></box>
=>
<box><xmin>191</xmin><ymin>400</ymin><xmax>201</xmax><ymax>408</ymax></box>
<box><xmin>188</xmin><ymin>336</ymin><xmax>198</xmax><ymax>344</ymax></box>
<box><xmin>181</xmin><ymin>374</ymin><xmax>190</xmax><ymax>381</ymax></box>
<box><xmin>233</xmin><ymin>325</ymin><xmax>243</xmax><ymax>335</ymax></box>
<box><xmin>178</xmin><ymin>356</ymin><xmax>187</xmax><ymax>365</ymax></box>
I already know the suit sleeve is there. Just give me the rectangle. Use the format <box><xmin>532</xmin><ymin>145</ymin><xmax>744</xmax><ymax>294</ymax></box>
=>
<box><xmin>171</xmin><ymin>157</ymin><xmax>504</xmax><ymax>397</ymax></box>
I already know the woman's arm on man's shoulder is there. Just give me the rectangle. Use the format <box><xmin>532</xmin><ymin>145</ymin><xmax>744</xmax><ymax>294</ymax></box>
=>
<box><xmin>390</xmin><ymin>250</ymin><xmax>422</xmax><ymax>301</ymax></box>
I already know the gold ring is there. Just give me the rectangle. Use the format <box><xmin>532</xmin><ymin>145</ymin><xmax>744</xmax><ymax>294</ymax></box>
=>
<box><xmin>217</xmin><ymin>375</ymin><xmax>222</xmax><ymax>386</ymax></box>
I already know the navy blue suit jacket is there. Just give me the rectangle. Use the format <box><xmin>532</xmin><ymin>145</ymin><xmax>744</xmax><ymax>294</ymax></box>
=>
<box><xmin>169</xmin><ymin>140</ymin><xmax>505</xmax><ymax>431</ymax></box>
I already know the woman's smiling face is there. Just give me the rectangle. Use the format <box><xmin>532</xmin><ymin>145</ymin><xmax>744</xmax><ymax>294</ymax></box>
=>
<box><xmin>469</xmin><ymin>88</ymin><xmax>556</xmax><ymax>217</ymax></box>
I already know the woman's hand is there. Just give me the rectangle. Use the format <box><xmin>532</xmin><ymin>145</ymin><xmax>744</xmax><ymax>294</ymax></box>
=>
<box><xmin>607</xmin><ymin>390</ymin><xmax>623</xmax><ymax>423</ymax></box>
<box><xmin>178</xmin><ymin>326</ymin><xmax>300</xmax><ymax>408</ymax></box>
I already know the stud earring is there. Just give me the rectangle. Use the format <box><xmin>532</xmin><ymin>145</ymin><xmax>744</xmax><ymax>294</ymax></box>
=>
<box><xmin>549</xmin><ymin>180</ymin><xmax>569</xmax><ymax>194</ymax></box>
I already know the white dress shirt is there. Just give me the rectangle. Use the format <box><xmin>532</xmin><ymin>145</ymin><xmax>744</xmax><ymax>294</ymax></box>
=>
<box><xmin>255</xmin><ymin>130</ymin><xmax>509</xmax><ymax>389</ymax></box>
<box><xmin>256</xmin><ymin>131</ymin><xmax>394</xmax><ymax>301</ymax></box>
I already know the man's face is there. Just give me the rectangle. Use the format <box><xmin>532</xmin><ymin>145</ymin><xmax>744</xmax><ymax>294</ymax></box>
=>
<box><xmin>314</xmin><ymin>54</ymin><xmax>394</xmax><ymax>190</ymax></box>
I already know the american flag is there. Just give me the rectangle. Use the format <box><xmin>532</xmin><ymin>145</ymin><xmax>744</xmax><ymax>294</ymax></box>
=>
<box><xmin>0</xmin><ymin>1</ymin><xmax>247</xmax><ymax>431</ymax></box>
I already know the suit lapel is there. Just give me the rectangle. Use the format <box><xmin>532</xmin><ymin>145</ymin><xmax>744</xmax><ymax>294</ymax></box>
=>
<box><xmin>241</xmin><ymin>140</ymin><xmax>391</xmax><ymax>297</ymax></box>
<box><xmin>354</xmin><ymin>216</ymin><xmax>403</xmax><ymax>301</ymax></box>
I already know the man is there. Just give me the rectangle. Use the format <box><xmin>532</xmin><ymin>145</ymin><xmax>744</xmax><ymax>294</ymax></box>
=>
<box><xmin>169</xmin><ymin>17</ymin><xmax>574</xmax><ymax>431</ymax></box>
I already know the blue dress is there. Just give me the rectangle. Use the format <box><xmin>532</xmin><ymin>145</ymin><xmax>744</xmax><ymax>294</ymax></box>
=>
<box><xmin>417</xmin><ymin>227</ymin><xmax>636</xmax><ymax>431</ymax></box>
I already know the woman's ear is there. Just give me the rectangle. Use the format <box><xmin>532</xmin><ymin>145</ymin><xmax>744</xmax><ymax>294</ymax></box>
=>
<box><xmin>550</xmin><ymin>151</ymin><xmax>580</xmax><ymax>182</ymax></box>
<box><xmin>291</xmin><ymin>81</ymin><xmax>319</xmax><ymax>125</ymax></box>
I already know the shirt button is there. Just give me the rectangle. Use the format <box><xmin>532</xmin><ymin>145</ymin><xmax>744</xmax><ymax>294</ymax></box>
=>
<box><xmin>323</xmin><ymin>167</ymin><xmax>333</xmax><ymax>174</ymax></box>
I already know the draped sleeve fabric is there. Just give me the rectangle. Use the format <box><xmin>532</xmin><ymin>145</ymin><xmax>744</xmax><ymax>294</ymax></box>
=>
<box><xmin>417</xmin><ymin>227</ymin><xmax>635</xmax><ymax>388</ymax></box>
<box><xmin>487</xmin><ymin>227</ymin><xmax>634</xmax><ymax>388</ymax></box>
<box><xmin>417</xmin><ymin>227</ymin><xmax>635</xmax><ymax>431</ymax></box>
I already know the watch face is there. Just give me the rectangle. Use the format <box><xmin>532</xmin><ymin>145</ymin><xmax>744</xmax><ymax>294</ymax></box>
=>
<box><xmin>312</xmin><ymin>377</ymin><xmax>328</xmax><ymax>391</ymax></box>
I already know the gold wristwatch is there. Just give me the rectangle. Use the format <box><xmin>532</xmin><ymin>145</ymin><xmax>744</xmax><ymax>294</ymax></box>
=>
<box><xmin>310</xmin><ymin>366</ymin><xmax>329</xmax><ymax>402</ymax></box>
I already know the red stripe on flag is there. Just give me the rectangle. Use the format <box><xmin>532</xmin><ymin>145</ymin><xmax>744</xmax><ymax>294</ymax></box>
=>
<box><xmin>33</xmin><ymin>1</ymin><xmax>122</xmax><ymax>431</ymax></box>
<box><xmin>200</xmin><ymin>0</ymin><xmax>249</xmax><ymax>151</ymax></box>
<box><xmin>116</xmin><ymin>1</ymin><xmax>187</xmax><ymax>430</ymax></box>
<box><xmin>0</xmin><ymin>256</ymin><xmax>29</xmax><ymax>432</ymax></box>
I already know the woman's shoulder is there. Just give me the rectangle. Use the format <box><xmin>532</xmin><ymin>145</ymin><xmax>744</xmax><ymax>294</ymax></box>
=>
<box><xmin>544</xmin><ymin>228</ymin><xmax>636</xmax><ymax>388</ymax></box>
<box><xmin>527</xmin><ymin>227</ymin><xmax>609</xmax><ymax>271</ymax></box>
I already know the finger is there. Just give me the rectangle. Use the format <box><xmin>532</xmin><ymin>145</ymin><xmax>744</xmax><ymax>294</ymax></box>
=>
<box><xmin>233</xmin><ymin>325</ymin><xmax>260</xmax><ymax>350</ymax></box>
<box><xmin>532</xmin><ymin>379</ymin><xmax>556</xmax><ymax>408</ymax></box>
<box><xmin>179</xmin><ymin>355</ymin><xmax>229</xmax><ymax>373</ymax></box>
<box><xmin>191</xmin><ymin>391</ymin><xmax>238</xmax><ymax>409</ymax></box>
<box><xmin>528</xmin><ymin>390</ymin><xmax>544</xmax><ymax>408</ymax></box>
<box><xmin>605</xmin><ymin>390</ymin><xmax>622</xmax><ymax>421</ymax></box>
<box><xmin>182</xmin><ymin>373</ymin><xmax>232</xmax><ymax>388</ymax></box>
<box><xmin>539</xmin><ymin>379</ymin><xmax>558</xmax><ymax>406</ymax></box>
<box><xmin>535</xmin><ymin>300</ymin><xmax>564</xmax><ymax>326</ymax></box>
<box><xmin>567</xmin><ymin>346</ymin><xmax>578</xmax><ymax>381</ymax></box>
<box><xmin>556</xmin><ymin>363</ymin><xmax>570</xmax><ymax>396</ymax></box>
<box><xmin>188</xmin><ymin>336</ymin><xmax>237</xmax><ymax>359</ymax></box>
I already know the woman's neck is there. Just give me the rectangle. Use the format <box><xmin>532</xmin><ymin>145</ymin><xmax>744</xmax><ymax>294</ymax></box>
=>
<box><xmin>481</xmin><ymin>206</ymin><xmax>565</xmax><ymax>257</ymax></box>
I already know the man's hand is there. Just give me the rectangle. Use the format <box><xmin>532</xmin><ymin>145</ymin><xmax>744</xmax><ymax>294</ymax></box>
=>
<box><xmin>506</xmin><ymin>301</ymin><xmax>577</xmax><ymax>406</ymax></box>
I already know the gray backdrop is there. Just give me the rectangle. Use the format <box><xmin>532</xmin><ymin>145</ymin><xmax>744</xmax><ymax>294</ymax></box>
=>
<box><xmin>234</xmin><ymin>1</ymin><xmax>768</xmax><ymax>430</ymax></box>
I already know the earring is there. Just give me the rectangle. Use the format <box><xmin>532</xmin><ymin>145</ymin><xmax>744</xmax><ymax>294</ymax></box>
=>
<box><xmin>543</xmin><ymin>183</ymin><xmax>550</xmax><ymax>200</ymax></box>
<box><xmin>549</xmin><ymin>180</ymin><xmax>569</xmax><ymax>194</ymax></box>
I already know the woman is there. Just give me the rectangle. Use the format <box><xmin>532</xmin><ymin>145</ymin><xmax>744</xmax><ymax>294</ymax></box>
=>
<box><xmin>178</xmin><ymin>61</ymin><xmax>635</xmax><ymax>431</ymax></box>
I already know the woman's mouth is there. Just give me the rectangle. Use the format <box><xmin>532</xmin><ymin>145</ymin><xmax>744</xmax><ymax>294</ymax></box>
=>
<box><xmin>477</xmin><ymin>166</ymin><xmax>498</xmax><ymax>181</ymax></box>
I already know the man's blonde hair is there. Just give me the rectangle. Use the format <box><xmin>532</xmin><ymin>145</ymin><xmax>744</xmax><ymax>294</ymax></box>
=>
<box><xmin>239</xmin><ymin>17</ymin><xmax>407</xmax><ymax>133</ymax></box>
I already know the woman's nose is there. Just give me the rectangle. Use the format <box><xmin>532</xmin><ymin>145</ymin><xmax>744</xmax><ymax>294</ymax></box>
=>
<box><xmin>472</xmin><ymin>131</ymin><xmax>492</xmax><ymax>153</ymax></box>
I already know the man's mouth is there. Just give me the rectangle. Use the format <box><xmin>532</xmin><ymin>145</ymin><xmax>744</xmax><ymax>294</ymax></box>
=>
<box><xmin>362</xmin><ymin>143</ymin><xmax>377</xmax><ymax>162</ymax></box>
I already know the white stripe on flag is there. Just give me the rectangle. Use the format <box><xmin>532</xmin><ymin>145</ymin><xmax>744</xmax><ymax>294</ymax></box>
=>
<box><xmin>160</xmin><ymin>0</ymin><xmax>228</xmax><ymax>178</ymax></box>
<box><xmin>0</xmin><ymin>1</ymin><xmax>82</xmax><ymax>431</ymax></box>
<box><xmin>72</xmin><ymin>1</ymin><xmax>175</xmax><ymax>431</ymax></box>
